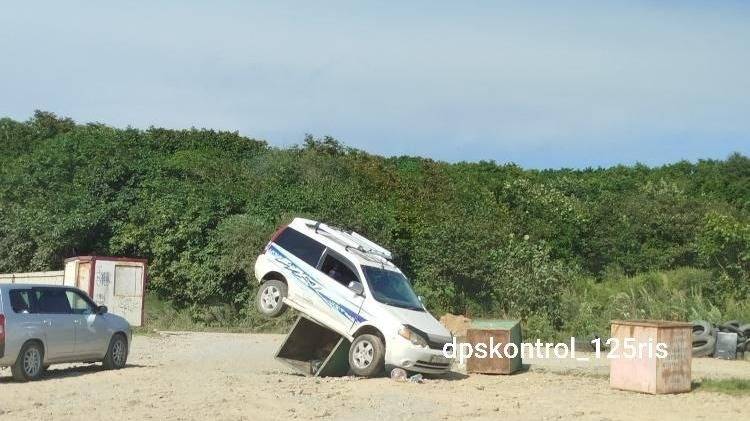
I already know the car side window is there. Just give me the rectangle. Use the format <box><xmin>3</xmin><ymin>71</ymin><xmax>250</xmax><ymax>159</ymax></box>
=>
<box><xmin>65</xmin><ymin>290</ymin><xmax>96</xmax><ymax>315</ymax></box>
<box><xmin>9</xmin><ymin>289</ymin><xmax>34</xmax><ymax>314</ymax></box>
<box><xmin>34</xmin><ymin>288</ymin><xmax>73</xmax><ymax>314</ymax></box>
<box><xmin>319</xmin><ymin>253</ymin><xmax>359</xmax><ymax>288</ymax></box>
<box><xmin>274</xmin><ymin>227</ymin><xmax>325</xmax><ymax>267</ymax></box>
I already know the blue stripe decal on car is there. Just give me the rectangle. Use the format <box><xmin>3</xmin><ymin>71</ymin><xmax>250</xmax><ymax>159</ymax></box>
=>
<box><xmin>268</xmin><ymin>245</ymin><xmax>366</xmax><ymax>324</ymax></box>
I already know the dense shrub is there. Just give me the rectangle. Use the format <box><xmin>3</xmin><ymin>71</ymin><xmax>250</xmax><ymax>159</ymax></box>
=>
<box><xmin>1</xmin><ymin>111</ymin><xmax>748</xmax><ymax>334</ymax></box>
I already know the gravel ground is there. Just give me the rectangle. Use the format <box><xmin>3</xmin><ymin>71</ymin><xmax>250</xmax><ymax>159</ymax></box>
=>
<box><xmin>1</xmin><ymin>331</ymin><xmax>748</xmax><ymax>420</ymax></box>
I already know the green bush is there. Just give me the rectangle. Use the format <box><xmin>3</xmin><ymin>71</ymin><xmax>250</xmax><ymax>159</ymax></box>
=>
<box><xmin>1</xmin><ymin>112</ymin><xmax>748</xmax><ymax>333</ymax></box>
<box><xmin>486</xmin><ymin>235</ymin><xmax>571</xmax><ymax>326</ymax></box>
<box><xmin>697</xmin><ymin>211</ymin><xmax>750</xmax><ymax>298</ymax></box>
<box><xmin>552</xmin><ymin>268</ymin><xmax>750</xmax><ymax>342</ymax></box>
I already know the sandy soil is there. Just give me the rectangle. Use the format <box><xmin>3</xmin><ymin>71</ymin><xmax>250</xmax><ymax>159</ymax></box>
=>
<box><xmin>1</xmin><ymin>331</ymin><xmax>749</xmax><ymax>420</ymax></box>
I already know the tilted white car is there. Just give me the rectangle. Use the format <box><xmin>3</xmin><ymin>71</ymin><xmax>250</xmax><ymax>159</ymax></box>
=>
<box><xmin>254</xmin><ymin>217</ymin><xmax>453</xmax><ymax>377</ymax></box>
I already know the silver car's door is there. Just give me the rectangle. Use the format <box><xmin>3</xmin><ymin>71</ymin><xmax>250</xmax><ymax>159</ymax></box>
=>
<box><xmin>6</xmin><ymin>288</ymin><xmax>46</xmax><ymax>357</ymax></box>
<box><xmin>33</xmin><ymin>287</ymin><xmax>76</xmax><ymax>359</ymax></box>
<box><xmin>65</xmin><ymin>289</ymin><xmax>109</xmax><ymax>356</ymax></box>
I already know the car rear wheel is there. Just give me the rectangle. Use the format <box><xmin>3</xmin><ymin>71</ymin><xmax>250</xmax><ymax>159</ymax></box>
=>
<box><xmin>349</xmin><ymin>334</ymin><xmax>385</xmax><ymax>377</ymax></box>
<box><xmin>11</xmin><ymin>341</ymin><xmax>45</xmax><ymax>382</ymax></box>
<box><xmin>102</xmin><ymin>334</ymin><xmax>128</xmax><ymax>370</ymax></box>
<box><xmin>256</xmin><ymin>279</ymin><xmax>288</xmax><ymax>318</ymax></box>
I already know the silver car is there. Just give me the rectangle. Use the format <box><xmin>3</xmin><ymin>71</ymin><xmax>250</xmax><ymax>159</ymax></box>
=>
<box><xmin>0</xmin><ymin>284</ymin><xmax>131</xmax><ymax>381</ymax></box>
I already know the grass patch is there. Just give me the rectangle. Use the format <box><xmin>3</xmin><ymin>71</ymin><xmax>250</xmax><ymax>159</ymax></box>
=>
<box><xmin>522</xmin><ymin>268</ymin><xmax>750</xmax><ymax>343</ymax></box>
<box><xmin>696</xmin><ymin>378</ymin><xmax>750</xmax><ymax>395</ymax></box>
<box><xmin>133</xmin><ymin>293</ymin><xmax>295</xmax><ymax>335</ymax></box>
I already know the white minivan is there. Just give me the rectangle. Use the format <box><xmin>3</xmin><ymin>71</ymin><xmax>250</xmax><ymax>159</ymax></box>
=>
<box><xmin>254</xmin><ymin>218</ymin><xmax>453</xmax><ymax>377</ymax></box>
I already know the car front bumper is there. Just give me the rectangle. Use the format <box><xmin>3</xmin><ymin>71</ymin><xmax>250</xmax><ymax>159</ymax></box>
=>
<box><xmin>386</xmin><ymin>335</ymin><xmax>454</xmax><ymax>374</ymax></box>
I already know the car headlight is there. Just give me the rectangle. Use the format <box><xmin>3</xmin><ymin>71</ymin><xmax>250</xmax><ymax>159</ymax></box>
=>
<box><xmin>398</xmin><ymin>325</ymin><xmax>428</xmax><ymax>348</ymax></box>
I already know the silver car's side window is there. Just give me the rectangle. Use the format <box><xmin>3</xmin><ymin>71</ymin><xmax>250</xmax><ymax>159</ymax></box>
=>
<box><xmin>65</xmin><ymin>290</ymin><xmax>96</xmax><ymax>315</ymax></box>
<box><xmin>34</xmin><ymin>288</ymin><xmax>73</xmax><ymax>314</ymax></box>
<box><xmin>9</xmin><ymin>289</ymin><xmax>34</xmax><ymax>314</ymax></box>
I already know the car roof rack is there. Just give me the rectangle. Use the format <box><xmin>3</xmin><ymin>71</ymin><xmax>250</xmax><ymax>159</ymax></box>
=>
<box><xmin>306</xmin><ymin>221</ymin><xmax>393</xmax><ymax>261</ymax></box>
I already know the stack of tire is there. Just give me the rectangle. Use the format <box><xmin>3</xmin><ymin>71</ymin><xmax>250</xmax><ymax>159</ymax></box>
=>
<box><xmin>692</xmin><ymin>320</ymin><xmax>750</xmax><ymax>358</ymax></box>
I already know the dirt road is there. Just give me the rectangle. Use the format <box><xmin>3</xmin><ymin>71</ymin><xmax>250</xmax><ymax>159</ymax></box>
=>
<box><xmin>1</xmin><ymin>332</ymin><xmax>748</xmax><ymax>420</ymax></box>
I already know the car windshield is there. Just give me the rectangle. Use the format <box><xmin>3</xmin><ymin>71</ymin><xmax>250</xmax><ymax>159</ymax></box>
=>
<box><xmin>362</xmin><ymin>266</ymin><xmax>424</xmax><ymax>311</ymax></box>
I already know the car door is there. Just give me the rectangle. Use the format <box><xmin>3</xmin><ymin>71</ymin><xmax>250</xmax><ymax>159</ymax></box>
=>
<box><xmin>315</xmin><ymin>250</ymin><xmax>366</xmax><ymax>333</ymax></box>
<box><xmin>65</xmin><ymin>289</ymin><xmax>109</xmax><ymax>357</ymax></box>
<box><xmin>7</xmin><ymin>288</ymin><xmax>46</xmax><ymax>354</ymax></box>
<box><xmin>33</xmin><ymin>287</ymin><xmax>76</xmax><ymax>360</ymax></box>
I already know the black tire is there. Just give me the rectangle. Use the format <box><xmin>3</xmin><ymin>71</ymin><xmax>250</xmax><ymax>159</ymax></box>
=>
<box><xmin>102</xmin><ymin>333</ymin><xmax>128</xmax><ymax>370</ymax></box>
<box><xmin>692</xmin><ymin>336</ymin><xmax>716</xmax><ymax>357</ymax></box>
<box><xmin>724</xmin><ymin>320</ymin><xmax>741</xmax><ymax>329</ymax></box>
<box><xmin>738</xmin><ymin>324</ymin><xmax>750</xmax><ymax>337</ymax></box>
<box><xmin>718</xmin><ymin>324</ymin><xmax>743</xmax><ymax>335</ymax></box>
<box><xmin>11</xmin><ymin>341</ymin><xmax>45</xmax><ymax>382</ymax></box>
<box><xmin>349</xmin><ymin>334</ymin><xmax>385</xmax><ymax>377</ymax></box>
<box><xmin>256</xmin><ymin>279</ymin><xmax>288</xmax><ymax>318</ymax></box>
<box><xmin>736</xmin><ymin>338</ymin><xmax>748</xmax><ymax>351</ymax></box>
<box><xmin>691</xmin><ymin>320</ymin><xmax>713</xmax><ymax>341</ymax></box>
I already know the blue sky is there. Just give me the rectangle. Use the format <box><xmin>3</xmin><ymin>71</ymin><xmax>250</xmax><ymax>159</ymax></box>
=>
<box><xmin>1</xmin><ymin>1</ymin><xmax>748</xmax><ymax>168</ymax></box>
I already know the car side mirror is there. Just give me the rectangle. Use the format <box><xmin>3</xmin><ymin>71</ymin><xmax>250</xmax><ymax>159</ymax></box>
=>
<box><xmin>96</xmin><ymin>305</ymin><xmax>108</xmax><ymax>315</ymax></box>
<box><xmin>348</xmin><ymin>281</ymin><xmax>365</xmax><ymax>296</ymax></box>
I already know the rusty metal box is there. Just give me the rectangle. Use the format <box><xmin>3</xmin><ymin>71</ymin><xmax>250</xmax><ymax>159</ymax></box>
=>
<box><xmin>465</xmin><ymin>319</ymin><xmax>522</xmax><ymax>374</ymax></box>
<box><xmin>609</xmin><ymin>320</ymin><xmax>692</xmax><ymax>394</ymax></box>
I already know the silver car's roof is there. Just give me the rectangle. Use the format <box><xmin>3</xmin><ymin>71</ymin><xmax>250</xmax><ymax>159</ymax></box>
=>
<box><xmin>0</xmin><ymin>283</ymin><xmax>75</xmax><ymax>289</ymax></box>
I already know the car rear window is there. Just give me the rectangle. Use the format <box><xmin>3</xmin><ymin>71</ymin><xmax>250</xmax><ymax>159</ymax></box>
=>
<box><xmin>9</xmin><ymin>289</ymin><xmax>34</xmax><ymax>314</ymax></box>
<box><xmin>274</xmin><ymin>227</ymin><xmax>325</xmax><ymax>267</ymax></box>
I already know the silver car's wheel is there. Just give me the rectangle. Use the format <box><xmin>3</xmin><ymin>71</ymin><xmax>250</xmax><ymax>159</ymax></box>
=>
<box><xmin>11</xmin><ymin>342</ymin><xmax>45</xmax><ymax>381</ymax></box>
<box><xmin>23</xmin><ymin>347</ymin><xmax>42</xmax><ymax>377</ymax></box>
<box><xmin>103</xmin><ymin>334</ymin><xmax>128</xmax><ymax>370</ymax></box>
<box><xmin>112</xmin><ymin>339</ymin><xmax>126</xmax><ymax>366</ymax></box>
<box><xmin>352</xmin><ymin>340</ymin><xmax>374</xmax><ymax>369</ymax></box>
<box><xmin>256</xmin><ymin>279</ymin><xmax>288</xmax><ymax>318</ymax></box>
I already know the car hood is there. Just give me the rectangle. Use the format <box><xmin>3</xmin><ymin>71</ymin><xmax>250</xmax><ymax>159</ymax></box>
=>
<box><xmin>383</xmin><ymin>305</ymin><xmax>451</xmax><ymax>339</ymax></box>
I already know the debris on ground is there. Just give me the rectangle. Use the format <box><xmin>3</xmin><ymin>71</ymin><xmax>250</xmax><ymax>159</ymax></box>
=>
<box><xmin>408</xmin><ymin>374</ymin><xmax>424</xmax><ymax>384</ymax></box>
<box><xmin>390</xmin><ymin>368</ymin><xmax>407</xmax><ymax>381</ymax></box>
<box><xmin>389</xmin><ymin>369</ymin><xmax>423</xmax><ymax>384</ymax></box>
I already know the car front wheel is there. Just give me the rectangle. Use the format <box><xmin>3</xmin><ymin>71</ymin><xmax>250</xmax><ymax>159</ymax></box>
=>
<box><xmin>256</xmin><ymin>279</ymin><xmax>288</xmax><ymax>317</ymax></box>
<box><xmin>349</xmin><ymin>334</ymin><xmax>385</xmax><ymax>377</ymax></box>
<box><xmin>103</xmin><ymin>334</ymin><xmax>128</xmax><ymax>370</ymax></box>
